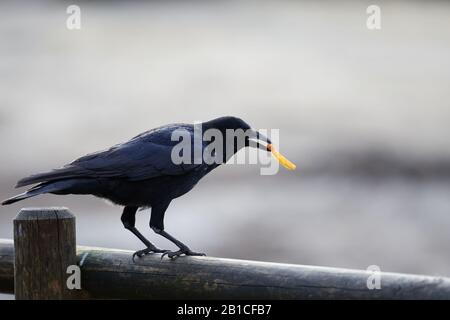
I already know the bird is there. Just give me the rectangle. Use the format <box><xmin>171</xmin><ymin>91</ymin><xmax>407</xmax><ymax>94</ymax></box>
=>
<box><xmin>2</xmin><ymin>116</ymin><xmax>295</xmax><ymax>259</ymax></box>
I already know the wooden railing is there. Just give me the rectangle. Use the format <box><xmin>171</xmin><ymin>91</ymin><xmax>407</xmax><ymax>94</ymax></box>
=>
<box><xmin>1</xmin><ymin>207</ymin><xmax>450</xmax><ymax>299</ymax></box>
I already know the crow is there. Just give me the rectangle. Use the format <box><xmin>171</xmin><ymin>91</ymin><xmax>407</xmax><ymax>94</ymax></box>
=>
<box><xmin>2</xmin><ymin>116</ymin><xmax>295</xmax><ymax>259</ymax></box>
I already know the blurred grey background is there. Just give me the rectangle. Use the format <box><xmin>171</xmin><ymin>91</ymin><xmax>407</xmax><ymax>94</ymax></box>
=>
<box><xmin>1</xmin><ymin>0</ymin><xmax>450</xmax><ymax>298</ymax></box>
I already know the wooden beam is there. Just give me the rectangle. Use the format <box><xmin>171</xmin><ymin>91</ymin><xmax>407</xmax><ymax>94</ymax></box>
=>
<box><xmin>1</xmin><ymin>207</ymin><xmax>450</xmax><ymax>299</ymax></box>
<box><xmin>73</xmin><ymin>246</ymin><xmax>450</xmax><ymax>299</ymax></box>
<box><xmin>2</xmin><ymin>242</ymin><xmax>450</xmax><ymax>299</ymax></box>
<box><xmin>0</xmin><ymin>239</ymin><xmax>13</xmax><ymax>294</ymax></box>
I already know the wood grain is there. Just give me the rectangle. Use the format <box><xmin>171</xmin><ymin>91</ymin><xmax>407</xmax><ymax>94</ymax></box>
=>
<box><xmin>1</xmin><ymin>207</ymin><xmax>450</xmax><ymax>299</ymax></box>
<box><xmin>13</xmin><ymin>208</ymin><xmax>78</xmax><ymax>299</ymax></box>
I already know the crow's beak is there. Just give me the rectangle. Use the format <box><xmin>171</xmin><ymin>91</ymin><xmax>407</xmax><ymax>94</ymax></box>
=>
<box><xmin>248</xmin><ymin>129</ymin><xmax>296</xmax><ymax>171</ymax></box>
<box><xmin>247</xmin><ymin>129</ymin><xmax>270</xmax><ymax>150</ymax></box>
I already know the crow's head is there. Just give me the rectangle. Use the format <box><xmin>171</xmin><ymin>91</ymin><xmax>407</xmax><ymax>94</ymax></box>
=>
<box><xmin>203</xmin><ymin>116</ymin><xmax>269</xmax><ymax>151</ymax></box>
<box><xmin>202</xmin><ymin>116</ymin><xmax>295</xmax><ymax>170</ymax></box>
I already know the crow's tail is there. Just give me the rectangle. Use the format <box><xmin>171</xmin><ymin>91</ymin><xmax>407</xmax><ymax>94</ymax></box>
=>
<box><xmin>1</xmin><ymin>183</ymin><xmax>61</xmax><ymax>205</ymax></box>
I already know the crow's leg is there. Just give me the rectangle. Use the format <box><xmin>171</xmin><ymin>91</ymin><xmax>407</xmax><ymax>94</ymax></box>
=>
<box><xmin>156</xmin><ymin>229</ymin><xmax>206</xmax><ymax>259</ymax></box>
<box><xmin>149</xmin><ymin>201</ymin><xmax>206</xmax><ymax>259</ymax></box>
<box><xmin>121</xmin><ymin>206</ymin><xmax>168</xmax><ymax>260</ymax></box>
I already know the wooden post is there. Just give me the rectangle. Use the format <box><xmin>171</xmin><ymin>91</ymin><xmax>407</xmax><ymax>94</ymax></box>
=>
<box><xmin>13</xmin><ymin>207</ymin><xmax>77</xmax><ymax>299</ymax></box>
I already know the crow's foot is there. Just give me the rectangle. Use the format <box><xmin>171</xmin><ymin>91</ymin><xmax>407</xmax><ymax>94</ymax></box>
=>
<box><xmin>132</xmin><ymin>246</ymin><xmax>169</xmax><ymax>262</ymax></box>
<box><xmin>161</xmin><ymin>247</ymin><xmax>206</xmax><ymax>260</ymax></box>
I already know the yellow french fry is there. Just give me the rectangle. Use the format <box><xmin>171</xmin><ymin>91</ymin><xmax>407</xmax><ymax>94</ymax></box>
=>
<box><xmin>267</xmin><ymin>144</ymin><xmax>296</xmax><ymax>170</ymax></box>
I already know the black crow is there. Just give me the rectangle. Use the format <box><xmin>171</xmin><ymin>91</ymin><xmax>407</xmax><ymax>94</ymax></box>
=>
<box><xmin>2</xmin><ymin>116</ymin><xmax>295</xmax><ymax>259</ymax></box>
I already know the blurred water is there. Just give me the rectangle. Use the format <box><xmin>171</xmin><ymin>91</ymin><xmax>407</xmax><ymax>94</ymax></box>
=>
<box><xmin>1</xmin><ymin>0</ymin><xmax>450</xmax><ymax>299</ymax></box>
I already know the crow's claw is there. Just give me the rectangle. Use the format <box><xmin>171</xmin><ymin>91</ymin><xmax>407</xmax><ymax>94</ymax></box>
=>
<box><xmin>161</xmin><ymin>248</ymin><xmax>206</xmax><ymax>260</ymax></box>
<box><xmin>132</xmin><ymin>247</ymin><xmax>169</xmax><ymax>262</ymax></box>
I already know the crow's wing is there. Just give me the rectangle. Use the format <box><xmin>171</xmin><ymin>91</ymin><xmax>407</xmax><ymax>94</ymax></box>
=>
<box><xmin>71</xmin><ymin>127</ymin><xmax>201</xmax><ymax>179</ymax></box>
<box><xmin>16</xmin><ymin>124</ymin><xmax>201</xmax><ymax>187</ymax></box>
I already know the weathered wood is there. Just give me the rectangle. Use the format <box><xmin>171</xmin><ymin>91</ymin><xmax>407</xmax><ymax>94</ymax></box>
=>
<box><xmin>0</xmin><ymin>239</ymin><xmax>14</xmax><ymax>294</ymax></box>
<box><xmin>2</xmin><ymin>239</ymin><xmax>450</xmax><ymax>299</ymax></box>
<box><xmin>73</xmin><ymin>247</ymin><xmax>450</xmax><ymax>299</ymax></box>
<box><xmin>13</xmin><ymin>207</ymin><xmax>78</xmax><ymax>299</ymax></box>
<box><xmin>1</xmin><ymin>206</ymin><xmax>450</xmax><ymax>299</ymax></box>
